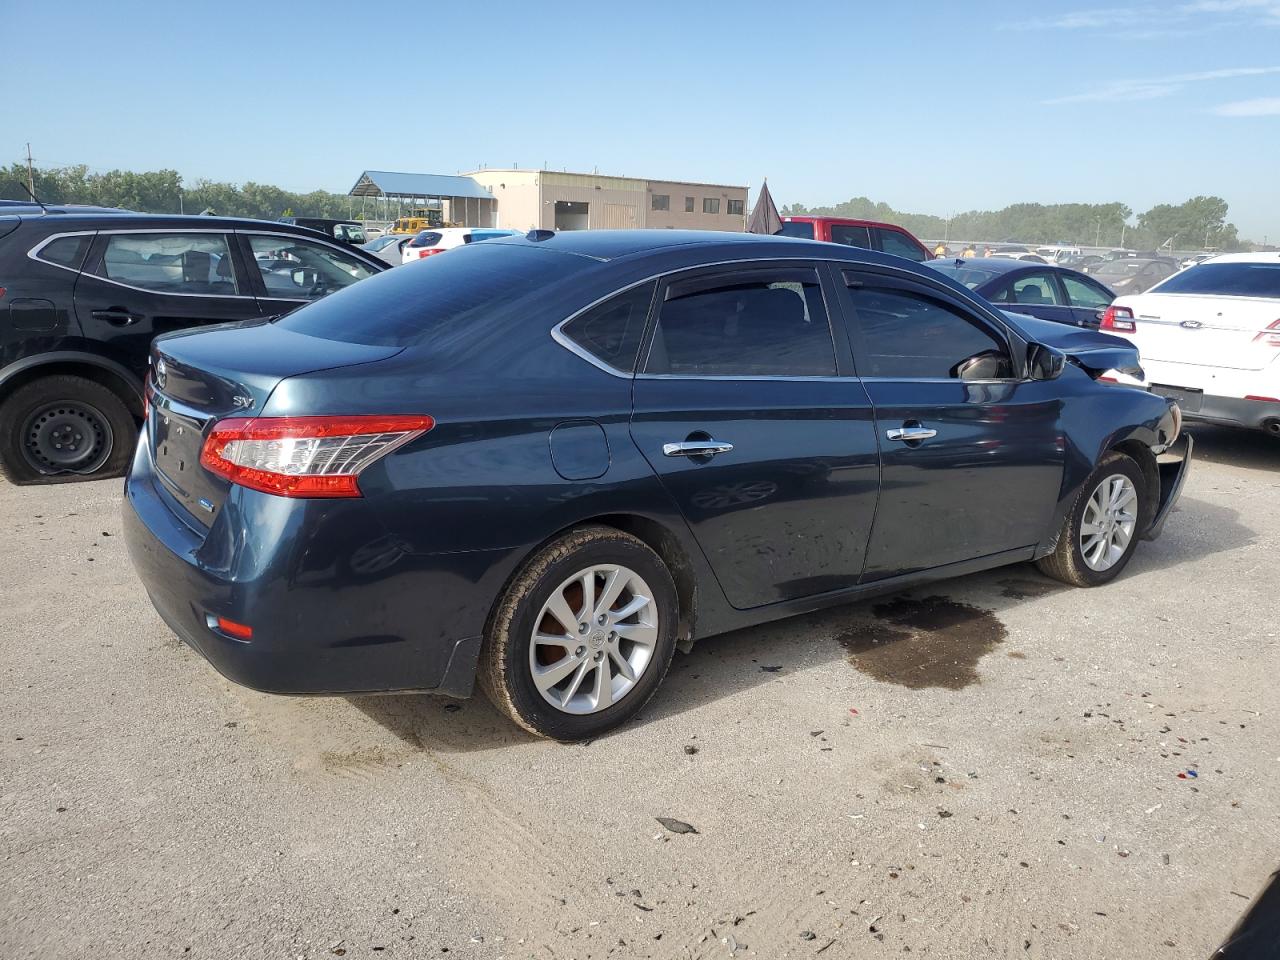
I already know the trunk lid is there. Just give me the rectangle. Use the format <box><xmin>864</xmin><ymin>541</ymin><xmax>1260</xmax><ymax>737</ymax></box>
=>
<box><xmin>148</xmin><ymin>319</ymin><xmax>403</xmax><ymax>526</ymax></box>
<box><xmin>1116</xmin><ymin>292</ymin><xmax>1280</xmax><ymax>371</ymax></box>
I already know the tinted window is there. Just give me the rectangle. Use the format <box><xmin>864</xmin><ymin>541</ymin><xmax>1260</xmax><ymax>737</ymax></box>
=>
<box><xmin>995</xmin><ymin>273</ymin><xmax>1062</xmax><ymax>306</ymax></box>
<box><xmin>829</xmin><ymin>224</ymin><xmax>871</xmax><ymax>248</ymax></box>
<box><xmin>35</xmin><ymin>234</ymin><xmax>91</xmax><ymax>269</ymax></box>
<box><xmin>646</xmin><ymin>269</ymin><xmax>835</xmax><ymax>377</ymax></box>
<box><xmin>777</xmin><ymin>222</ymin><xmax>815</xmax><ymax>239</ymax></box>
<box><xmin>875</xmin><ymin>228</ymin><xmax>926</xmax><ymax>262</ymax></box>
<box><xmin>1153</xmin><ymin>262</ymin><xmax>1280</xmax><ymax>297</ymax></box>
<box><xmin>1095</xmin><ymin>260</ymin><xmax>1145</xmax><ymax>278</ymax></box>
<box><xmin>924</xmin><ymin>261</ymin><xmax>998</xmax><ymax>289</ymax></box>
<box><xmin>1061</xmin><ymin>274</ymin><xmax>1113</xmax><ymax>308</ymax></box>
<box><xmin>844</xmin><ymin>284</ymin><xmax>1010</xmax><ymax>379</ymax></box>
<box><xmin>561</xmin><ymin>282</ymin><xmax>655</xmax><ymax>372</ymax></box>
<box><xmin>247</xmin><ymin>234</ymin><xmax>377</xmax><ymax>301</ymax></box>
<box><xmin>276</xmin><ymin>243</ymin><xmax>591</xmax><ymax>347</ymax></box>
<box><xmin>99</xmin><ymin>233</ymin><xmax>238</xmax><ymax>295</ymax></box>
<box><xmin>333</xmin><ymin>223</ymin><xmax>366</xmax><ymax>243</ymax></box>
<box><xmin>408</xmin><ymin>231</ymin><xmax>442</xmax><ymax>248</ymax></box>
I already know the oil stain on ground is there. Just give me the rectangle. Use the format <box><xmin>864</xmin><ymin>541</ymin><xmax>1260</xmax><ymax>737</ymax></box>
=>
<box><xmin>997</xmin><ymin>576</ymin><xmax>1066</xmax><ymax>600</ymax></box>
<box><xmin>836</xmin><ymin>595</ymin><xmax>1007</xmax><ymax>690</ymax></box>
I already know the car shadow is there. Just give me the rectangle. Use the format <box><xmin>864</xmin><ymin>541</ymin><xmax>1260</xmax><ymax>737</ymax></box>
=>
<box><xmin>347</xmin><ymin>474</ymin><xmax>1254</xmax><ymax>748</ymax></box>
<box><xmin>1187</xmin><ymin>424</ymin><xmax>1280</xmax><ymax>471</ymax></box>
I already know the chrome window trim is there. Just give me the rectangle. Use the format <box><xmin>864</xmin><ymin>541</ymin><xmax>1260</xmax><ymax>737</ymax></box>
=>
<box><xmin>25</xmin><ymin>230</ymin><xmax>98</xmax><ymax>277</ymax></box>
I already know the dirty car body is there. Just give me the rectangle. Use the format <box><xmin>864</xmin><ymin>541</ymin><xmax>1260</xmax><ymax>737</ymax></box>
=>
<box><xmin>123</xmin><ymin>230</ymin><xmax>1191</xmax><ymax>730</ymax></box>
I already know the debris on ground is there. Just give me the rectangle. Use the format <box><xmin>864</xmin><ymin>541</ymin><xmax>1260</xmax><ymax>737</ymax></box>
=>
<box><xmin>656</xmin><ymin>817</ymin><xmax>698</xmax><ymax>835</ymax></box>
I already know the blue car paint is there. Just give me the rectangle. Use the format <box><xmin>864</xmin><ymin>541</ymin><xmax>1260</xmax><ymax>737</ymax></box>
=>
<box><xmin>123</xmin><ymin>231</ymin><xmax>1186</xmax><ymax>698</ymax></box>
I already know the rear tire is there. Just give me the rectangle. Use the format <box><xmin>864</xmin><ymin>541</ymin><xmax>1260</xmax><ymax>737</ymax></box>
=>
<box><xmin>0</xmin><ymin>375</ymin><xmax>136</xmax><ymax>484</ymax></box>
<box><xmin>1036</xmin><ymin>451</ymin><xmax>1146</xmax><ymax>587</ymax></box>
<box><xmin>479</xmin><ymin>526</ymin><xmax>679</xmax><ymax>741</ymax></box>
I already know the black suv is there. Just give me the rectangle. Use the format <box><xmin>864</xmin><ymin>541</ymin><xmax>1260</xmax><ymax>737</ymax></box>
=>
<box><xmin>0</xmin><ymin>211</ymin><xmax>386</xmax><ymax>483</ymax></box>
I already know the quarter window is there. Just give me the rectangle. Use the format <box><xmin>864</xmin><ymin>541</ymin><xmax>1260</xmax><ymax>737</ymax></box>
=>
<box><xmin>1060</xmin><ymin>274</ymin><xmax>1113</xmax><ymax>308</ymax></box>
<box><xmin>844</xmin><ymin>282</ymin><xmax>1011</xmax><ymax>379</ymax></box>
<box><xmin>646</xmin><ymin>269</ymin><xmax>836</xmax><ymax>377</ymax></box>
<box><xmin>727</xmin><ymin>199</ymin><xmax>744</xmax><ymax>216</ymax></box>
<box><xmin>247</xmin><ymin>234</ymin><xmax>377</xmax><ymax>300</ymax></box>
<box><xmin>651</xmin><ymin>194</ymin><xmax>670</xmax><ymax>211</ymax></box>
<box><xmin>98</xmin><ymin>233</ymin><xmax>239</xmax><ymax>295</ymax></box>
<box><xmin>560</xmin><ymin>282</ymin><xmax>656</xmax><ymax>373</ymax></box>
<box><xmin>34</xmin><ymin>234</ymin><xmax>91</xmax><ymax>270</ymax></box>
<box><xmin>702</xmin><ymin>198</ymin><xmax>720</xmax><ymax>215</ymax></box>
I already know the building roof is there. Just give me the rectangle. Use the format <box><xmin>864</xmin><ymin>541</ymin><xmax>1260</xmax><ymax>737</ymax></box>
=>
<box><xmin>348</xmin><ymin>171</ymin><xmax>493</xmax><ymax>200</ymax></box>
<box><xmin>466</xmin><ymin>169</ymin><xmax>747</xmax><ymax>191</ymax></box>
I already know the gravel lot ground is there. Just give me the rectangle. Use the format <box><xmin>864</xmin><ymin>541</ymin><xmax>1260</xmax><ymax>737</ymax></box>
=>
<box><xmin>2</xmin><ymin>425</ymin><xmax>1277</xmax><ymax>959</ymax></box>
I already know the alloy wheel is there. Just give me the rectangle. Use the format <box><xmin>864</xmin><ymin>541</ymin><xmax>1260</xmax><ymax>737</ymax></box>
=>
<box><xmin>528</xmin><ymin>564</ymin><xmax>658</xmax><ymax>715</ymax></box>
<box><xmin>1080</xmin><ymin>474</ymin><xmax>1137</xmax><ymax>571</ymax></box>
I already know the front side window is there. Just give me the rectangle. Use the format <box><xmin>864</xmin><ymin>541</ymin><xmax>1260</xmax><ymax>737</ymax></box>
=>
<box><xmin>651</xmin><ymin>194</ymin><xmax>670</xmax><ymax>212</ymax></box>
<box><xmin>560</xmin><ymin>282</ymin><xmax>655</xmax><ymax>373</ymax></box>
<box><xmin>247</xmin><ymin>234</ymin><xmax>377</xmax><ymax>301</ymax></box>
<box><xmin>844</xmin><ymin>280</ymin><xmax>1011</xmax><ymax>380</ymax></box>
<box><xmin>875</xmin><ymin>228</ymin><xmax>927</xmax><ymax>262</ymax></box>
<box><xmin>98</xmin><ymin>233</ymin><xmax>238</xmax><ymax>295</ymax></box>
<box><xmin>646</xmin><ymin>268</ymin><xmax>836</xmax><ymax>377</ymax></box>
<box><xmin>1152</xmin><ymin>261</ymin><xmax>1280</xmax><ymax>297</ymax></box>
<box><xmin>830</xmin><ymin>224</ymin><xmax>871</xmax><ymax>248</ymax></box>
<box><xmin>703</xmin><ymin>198</ymin><xmax>720</xmax><ymax>215</ymax></box>
<box><xmin>1061</xmin><ymin>274</ymin><xmax>1112</xmax><ymax>308</ymax></box>
<box><xmin>727</xmin><ymin>199</ymin><xmax>744</xmax><ymax>216</ymax></box>
<box><xmin>684</xmin><ymin>196</ymin><xmax>695</xmax><ymax>212</ymax></box>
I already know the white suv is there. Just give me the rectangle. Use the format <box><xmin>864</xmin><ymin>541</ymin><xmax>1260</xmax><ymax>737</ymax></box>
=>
<box><xmin>1102</xmin><ymin>253</ymin><xmax>1280</xmax><ymax>436</ymax></box>
<box><xmin>401</xmin><ymin>227</ymin><xmax>521</xmax><ymax>264</ymax></box>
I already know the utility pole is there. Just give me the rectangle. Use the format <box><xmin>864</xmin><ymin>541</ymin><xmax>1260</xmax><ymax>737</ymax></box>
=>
<box><xmin>1095</xmin><ymin>218</ymin><xmax>1102</xmax><ymax>247</ymax></box>
<box><xmin>25</xmin><ymin>142</ymin><xmax>35</xmax><ymax>198</ymax></box>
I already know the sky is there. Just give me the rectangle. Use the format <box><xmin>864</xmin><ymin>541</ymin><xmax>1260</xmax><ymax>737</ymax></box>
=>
<box><xmin>8</xmin><ymin>0</ymin><xmax>1280</xmax><ymax>240</ymax></box>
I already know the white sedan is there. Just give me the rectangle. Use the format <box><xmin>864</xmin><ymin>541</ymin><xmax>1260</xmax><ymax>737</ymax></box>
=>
<box><xmin>1101</xmin><ymin>253</ymin><xmax>1280</xmax><ymax>436</ymax></box>
<box><xmin>401</xmin><ymin>228</ymin><xmax>522</xmax><ymax>264</ymax></box>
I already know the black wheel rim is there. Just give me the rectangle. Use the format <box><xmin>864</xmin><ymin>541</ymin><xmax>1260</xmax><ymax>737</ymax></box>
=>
<box><xmin>21</xmin><ymin>400</ymin><xmax>114</xmax><ymax>475</ymax></box>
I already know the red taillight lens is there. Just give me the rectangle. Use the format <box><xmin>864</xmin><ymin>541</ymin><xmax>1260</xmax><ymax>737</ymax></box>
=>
<box><xmin>1099</xmin><ymin>305</ymin><xmax>1136</xmax><ymax>333</ymax></box>
<box><xmin>200</xmin><ymin>414</ymin><xmax>434</xmax><ymax>498</ymax></box>
<box><xmin>143</xmin><ymin>375</ymin><xmax>154</xmax><ymax>418</ymax></box>
<box><xmin>1252</xmin><ymin>319</ymin><xmax>1280</xmax><ymax>348</ymax></box>
<box><xmin>416</xmin><ymin>247</ymin><xmax>445</xmax><ymax>258</ymax></box>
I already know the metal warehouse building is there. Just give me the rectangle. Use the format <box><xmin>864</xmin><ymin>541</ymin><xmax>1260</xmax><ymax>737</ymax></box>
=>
<box><xmin>348</xmin><ymin>168</ymin><xmax>747</xmax><ymax>232</ymax></box>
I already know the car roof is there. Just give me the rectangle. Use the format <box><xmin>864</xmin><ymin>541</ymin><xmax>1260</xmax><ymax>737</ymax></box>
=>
<box><xmin>0</xmin><ymin>211</ymin><xmax>344</xmax><ymax>232</ymax></box>
<box><xmin>928</xmin><ymin>257</ymin><xmax>1031</xmax><ymax>275</ymax></box>
<box><xmin>780</xmin><ymin>215</ymin><xmax>911</xmax><ymax>230</ymax></box>
<box><xmin>1200</xmin><ymin>252</ymin><xmax>1280</xmax><ymax>264</ymax></box>
<box><xmin>487</xmin><ymin>228</ymin><xmax>845</xmax><ymax>262</ymax></box>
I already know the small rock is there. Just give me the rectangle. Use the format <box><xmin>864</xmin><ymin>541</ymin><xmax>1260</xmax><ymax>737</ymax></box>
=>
<box><xmin>800</xmin><ymin>930</ymin><xmax>816</xmax><ymax>940</ymax></box>
<box><xmin>760</xmin><ymin>665</ymin><xmax>783</xmax><ymax>673</ymax></box>
<box><xmin>444</xmin><ymin>703</ymin><xmax>461</xmax><ymax>713</ymax></box>
<box><xmin>656</xmin><ymin>817</ymin><xmax>698</xmax><ymax>835</ymax></box>
<box><xmin>684</xmin><ymin>744</ymin><xmax>699</xmax><ymax>755</ymax></box>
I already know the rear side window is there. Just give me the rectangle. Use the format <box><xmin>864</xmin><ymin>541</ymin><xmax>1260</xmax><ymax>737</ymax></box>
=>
<box><xmin>275</xmin><ymin>242</ymin><xmax>592</xmax><ymax>347</ymax></box>
<box><xmin>777</xmin><ymin>221</ymin><xmax>815</xmax><ymax>240</ymax></box>
<box><xmin>560</xmin><ymin>282</ymin><xmax>655</xmax><ymax>372</ymax></box>
<box><xmin>844</xmin><ymin>280</ymin><xmax>1010</xmax><ymax>379</ymax></box>
<box><xmin>829</xmin><ymin>224</ymin><xmax>871</xmax><ymax>248</ymax></box>
<box><xmin>645</xmin><ymin>268</ymin><xmax>836</xmax><ymax>377</ymax></box>
<box><xmin>993</xmin><ymin>273</ymin><xmax>1062</xmax><ymax>306</ymax></box>
<box><xmin>875</xmin><ymin>228</ymin><xmax>926</xmax><ymax>262</ymax></box>
<box><xmin>35</xmin><ymin>234</ymin><xmax>91</xmax><ymax>270</ymax></box>
<box><xmin>97</xmin><ymin>233</ymin><xmax>239</xmax><ymax>295</ymax></box>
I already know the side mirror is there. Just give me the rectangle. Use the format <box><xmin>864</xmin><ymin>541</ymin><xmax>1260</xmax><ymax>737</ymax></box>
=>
<box><xmin>1027</xmin><ymin>342</ymin><xmax>1067</xmax><ymax>381</ymax></box>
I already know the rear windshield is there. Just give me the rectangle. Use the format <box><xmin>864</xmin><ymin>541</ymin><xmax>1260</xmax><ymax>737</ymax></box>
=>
<box><xmin>777</xmin><ymin>222</ymin><xmax>815</xmax><ymax>240</ymax></box>
<box><xmin>925</xmin><ymin>261</ymin><xmax>998</xmax><ymax>289</ymax></box>
<box><xmin>275</xmin><ymin>242</ymin><xmax>592</xmax><ymax>347</ymax></box>
<box><xmin>1153</xmin><ymin>262</ymin><xmax>1280</xmax><ymax>298</ymax></box>
<box><xmin>408</xmin><ymin>231</ymin><xmax>441</xmax><ymax>248</ymax></box>
<box><xmin>1095</xmin><ymin>260</ymin><xmax>1145</xmax><ymax>277</ymax></box>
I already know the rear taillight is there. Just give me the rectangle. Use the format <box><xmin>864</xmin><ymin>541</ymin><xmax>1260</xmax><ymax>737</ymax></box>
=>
<box><xmin>1252</xmin><ymin>319</ymin><xmax>1280</xmax><ymax>348</ymax></box>
<box><xmin>143</xmin><ymin>375</ymin><xmax>154</xmax><ymax>418</ymax></box>
<box><xmin>0</xmin><ymin>286</ymin><xmax>6</xmax><ymax>300</ymax></box>
<box><xmin>200</xmin><ymin>414</ymin><xmax>434</xmax><ymax>498</ymax></box>
<box><xmin>1099</xmin><ymin>305</ymin><xmax>1136</xmax><ymax>333</ymax></box>
<box><xmin>416</xmin><ymin>247</ymin><xmax>444</xmax><ymax>259</ymax></box>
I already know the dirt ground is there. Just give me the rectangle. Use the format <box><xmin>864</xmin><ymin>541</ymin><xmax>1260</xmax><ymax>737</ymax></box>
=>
<box><xmin>2</xmin><ymin>425</ymin><xmax>1277</xmax><ymax>959</ymax></box>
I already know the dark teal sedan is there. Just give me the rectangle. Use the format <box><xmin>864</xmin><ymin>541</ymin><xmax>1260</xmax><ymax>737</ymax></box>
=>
<box><xmin>927</xmin><ymin>256</ymin><xmax>1116</xmax><ymax>329</ymax></box>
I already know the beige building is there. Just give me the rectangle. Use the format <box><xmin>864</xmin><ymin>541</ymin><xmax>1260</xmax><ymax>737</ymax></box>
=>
<box><xmin>465</xmin><ymin>169</ymin><xmax>748</xmax><ymax>233</ymax></box>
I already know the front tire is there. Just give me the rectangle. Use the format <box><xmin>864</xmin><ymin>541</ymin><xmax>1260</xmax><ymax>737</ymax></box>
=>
<box><xmin>479</xmin><ymin>526</ymin><xmax>679</xmax><ymax>741</ymax></box>
<box><xmin>0</xmin><ymin>375</ymin><xmax>137</xmax><ymax>484</ymax></box>
<box><xmin>1036</xmin><ymin>451</ymin><xmax>1146</xmax><ymax>587</ymax></box>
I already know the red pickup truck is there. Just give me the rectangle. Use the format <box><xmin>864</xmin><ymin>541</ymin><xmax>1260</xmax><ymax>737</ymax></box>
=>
<box><xmin>777</xmin><ymin>216</ymin><xmax>932</xmax><ymax>262</ymax></box>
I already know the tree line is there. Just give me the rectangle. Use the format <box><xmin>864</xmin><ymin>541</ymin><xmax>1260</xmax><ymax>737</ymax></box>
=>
<box><xmin>781</xmin><ymin>194</ymin><xmax>1248</xmax><ymax>251</ymax></box>
<box><xmin>0</xmin><ymin>164</ymin><xmax>355</xmax><ymax>221</ymax></box>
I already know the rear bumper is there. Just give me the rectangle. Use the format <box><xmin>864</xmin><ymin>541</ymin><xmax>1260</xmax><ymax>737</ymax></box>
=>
<box><xmin>122</xmin><ymin>440</ymin><xmax>508</xmax><ymax>697</ymax></box>
<box><xmin>1178</xmin><ymin>393</ymin><xmax>1280</xmax><ymax>432</ymax></box>
<box><xmin>1142</xmin><ymin>433</ymin><xmax>1192</xmax><ymax>541</ymax></box>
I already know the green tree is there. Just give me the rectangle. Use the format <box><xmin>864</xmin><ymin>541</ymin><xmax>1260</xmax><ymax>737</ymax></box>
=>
<box><xmin>1136</xmin><ymin>196</ymin><xmax>1239</xmax><ymax>250</ymax></box>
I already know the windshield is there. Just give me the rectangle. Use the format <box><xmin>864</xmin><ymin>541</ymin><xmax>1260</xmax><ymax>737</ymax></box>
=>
<box><xmin>1152</xmin><ymin>262</ymin><xmax>1280</xmax><ymax>298</ymax></box>
<box><xmin>364</xmin><ymin>235</ymin><xmax>400</xmax><ymax>252</ymax></box>
<box><xmin>925</xmin><ymin>261</ymin><xmax>998</xmax><ymax>289</ymax></box>
<box><xmin>1096</xmin><ymin>261</ymin><xmax>1145</xmax><ymax>277</ymax></box>
<box><xmin>777</xmin><ymin>222</ymin><xmax>815</xmax><ymax>240</ymax></box>
<box><xmin>276</xmin><ymin>242</ymin><xmax>593</xmax><ymax>347</ymax></box>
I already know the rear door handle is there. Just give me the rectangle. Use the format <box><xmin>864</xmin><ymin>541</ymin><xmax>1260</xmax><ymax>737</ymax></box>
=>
<box><xmin>663</xmin><ymin>440</ymin><xmax>734</xmax><ymax>458</ymax></box>
<box><xmin>886</xmin><ymin>426</ymin><xmax>937</xmax><ymax>442</ymax></box>
<box><xmin>91</xmin><ymin>308</ymin><xmax>142</xmax><ymax>326</ymax></box>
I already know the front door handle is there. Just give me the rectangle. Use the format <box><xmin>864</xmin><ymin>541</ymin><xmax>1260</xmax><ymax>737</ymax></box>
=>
<box><xmin>886</xmin><ymin>425</ymin><xmax>937</xmax><ymax>442</ymax></box>
<box><xmin>91</xmin><ymin>308</ymin><xmax>142</xmax><ymax>326</ymax></box>
<box><xmin>663</xmin><ymin>440</ymin><xmax>734</xmax><ymax>458</ymax></box>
